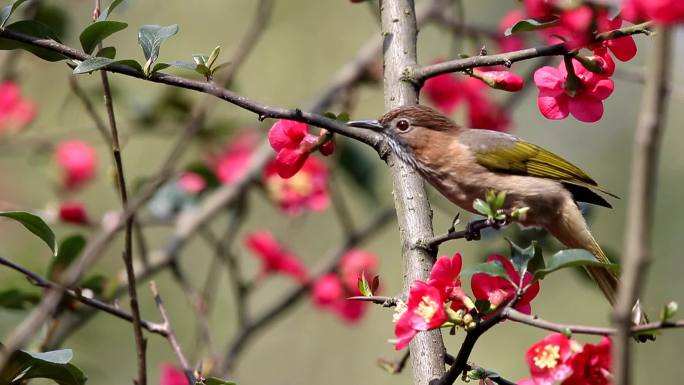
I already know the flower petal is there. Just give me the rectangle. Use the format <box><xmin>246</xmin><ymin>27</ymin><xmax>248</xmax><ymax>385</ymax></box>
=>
<box><xmin>569</xmin><ymin>95</ymin><xmax>604</xmax><ymax>123</ymax></box>
<box><xmin>537</xmin><ymin>94</ymin><xmax>569</xmax><ymax>120</ymax></box>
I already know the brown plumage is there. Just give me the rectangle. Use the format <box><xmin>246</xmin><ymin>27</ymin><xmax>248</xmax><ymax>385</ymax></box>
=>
<box><xmin>349</xmin><ymin>105</ymin><xmax>645</xmax><ymax>323</ymax></box>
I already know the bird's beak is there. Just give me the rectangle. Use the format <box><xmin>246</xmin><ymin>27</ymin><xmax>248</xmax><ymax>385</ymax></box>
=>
<box><xmin>347</xmin><ymin>119</ymin><xmax>383</xmax><ymax>131</ymax></box>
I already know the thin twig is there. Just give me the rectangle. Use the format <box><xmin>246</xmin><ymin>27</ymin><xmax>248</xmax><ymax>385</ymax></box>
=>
<box><xmin>613</xmin><ymin>27</ymin><xmax>672</xmax><ymax>385</ymax></box>
<box><xmin>150</xmin><ymin>281</ymin><xmax>193</xmax><ymax>385</ymax></box>
<box><xmin>0</xmin><ymin>255</ymin><xmax>167</xmax><ymax>336</ymax></box>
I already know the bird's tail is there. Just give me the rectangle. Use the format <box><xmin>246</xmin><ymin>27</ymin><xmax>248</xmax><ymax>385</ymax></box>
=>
<box><xmin>546</xmin><ymin>201</ymin><xmax>650</xmax><ymax>329</ymax></box>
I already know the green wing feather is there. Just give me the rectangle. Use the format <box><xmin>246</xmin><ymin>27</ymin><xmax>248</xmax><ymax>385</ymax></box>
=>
<box><xmin>460</xmin><ymin>130</ymin><xmax>617</xmax><ymax>198</ymax></box>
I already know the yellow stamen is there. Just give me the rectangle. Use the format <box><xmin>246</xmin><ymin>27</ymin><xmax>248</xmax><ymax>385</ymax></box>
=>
<box><xmin>416</xmin><ymin>295</ymin><xmax>439</xmax><ymax>322</ymax></box>
<box><xmin>533</xmin><ymin>344</ymin><xmax>561</xmax><ymax>369</ymax></box>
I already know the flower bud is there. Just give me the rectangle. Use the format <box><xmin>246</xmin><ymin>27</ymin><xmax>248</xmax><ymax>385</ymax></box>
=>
<box><xmin>465</xmin><ymin>321</ymin><xmax>478</xmax><ymax>331</ymax></box>
<box><xmin>473</xmin><ymin>70</ymin><xmax>524</xmax><ymax>92</ymax></box>
<box><xmin>59</xmin><ymin>202</ymin><xmax>89</xmax><ymax>225</ymax></box>
<box><xmin>463</xmin><ymin>313</ymin><xmax>474</xmax><ymax>325</ymax></box>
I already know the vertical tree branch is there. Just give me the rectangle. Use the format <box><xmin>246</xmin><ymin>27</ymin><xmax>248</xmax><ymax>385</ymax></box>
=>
<box><xmin>613</xmin><ymin>27</ymin><xmax>672</xmax><ymax>385</ymax></box>
<box><xmin>379</xmin><ymin>1</ymin><xmax>445</xmax><ymax>384</ymax></box>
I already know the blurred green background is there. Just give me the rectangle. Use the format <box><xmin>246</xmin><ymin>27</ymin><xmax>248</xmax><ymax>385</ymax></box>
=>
<box><xmin>0</xmin><ymin>0</ymin><xmax>683</xmax><ymax>384</ymax></box>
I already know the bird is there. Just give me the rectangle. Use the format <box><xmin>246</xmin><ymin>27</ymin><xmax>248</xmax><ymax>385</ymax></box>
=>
<box><xmin>347</xmin><ymin>104</ymin><xmax>644</xmax><ymax>321</ymax></box>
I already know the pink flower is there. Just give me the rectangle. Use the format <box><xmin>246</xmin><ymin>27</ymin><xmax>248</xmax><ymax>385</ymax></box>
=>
<box><xmin>523</xmin><ymin>0</ymin><xmax>555</xmax><ymax>20</ymax></box>
<box><xmin>533</xmin><ymin>58</ymin><xmax>614</xmax><ymax>123</ymax></box>
<box><xmin>471</xmin><ymin>255</ymin><xmax>540</xmax><ymax>315</ymax></box>
<box><xmin>0</xmin><ymin>81</ymin><xmax>37</xmax><ymax>134</ymax></box>
<box><xmin>556</xmin><ymin>5</ymin><xmax>594</xmax><ymax>50</ymax></box>
<box><xmin>428</xmin><ymin>253</ymin><xmax>472</xmax><ymax>312</ymax></box>
<box><xmin>318</xmin><ymin>129</ymin><xmax>335</xmax><ymax>156</ymax></box>
<box><xmin>564</xmin><ymin>337</ymin><xmax>612</xmax><ymax>385</ymax></box>
<box><xmin>245</xmin><ymin>231</ymin><xmax>308</xmax><ymax>283</ymax></box>
<box><xmin>178</xmin><ymin>172</ymin><xmax>206</xmax><ymax>194</ymax></box>
<box><xmin>498</xmin><ymin>10</ymin><xmax>526</xmax><ymax>53</ymax></box>
<box><xmin>422</xmin><ymin>71</ymin><xmax>462</xmax><ymax>115</ymax></box>
<box><xmin>58</xmin><ymin>202</ymin><xmax>89</xmax><ymax>225</ymax></box>
<box><xmin>312</xmin><ymin>273</ymin><xmax>343</xmax><ymax>307</ymax></box>
<box><xmin>263</xmin><ymin>156</ymin><xmax>329</xmax><ymax>215</ymax></box>
<box><xmin>268</xmin><ymin>119</ymin><xmax>320</xmax><ymax>178</ymax></box>
<box><xmin>622</xmin><ymin>0</ymin><xmax>684</xmax><ymax>25</ymax></box>
<box><xmin>55</xmin><ymin>140</ymin><xmax>97</xmax><ymax>190</ymax></box>
<box><xmin>476</xmin><ymin>70</ymin><xmax>524</xmax><ymax>92</ymax></box>
<box><xmin>213</xmin><ymin>130</ymin><xmax>259</xmax><ymax>184</ymax></box>
<box><xmin>525</xmin><ymin>333</ymin><xmax>576</xmax><ymax>385</ymax></box>
<box><xmin>159</xmin><ymin>364</ymin><xmax>188</xmax><ymax>385</ymax></box>
<box><xmin>394</xmin><ymin>280</ymin><xmax>446</xmax><ymax>350</ymax></box>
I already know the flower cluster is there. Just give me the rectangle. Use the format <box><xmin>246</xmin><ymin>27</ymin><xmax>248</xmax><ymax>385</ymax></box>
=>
<box><xmin>0</xmin><ymin>81</ymin><xmax>36</xmax><ymax>134</ymax></box>
<box><xmin>393</xmin><ymin>253</ymin><xmax>540</xmax><ymax>350</ymax></box>
<box><xmin>244</xmin><ymin>231</ymin><xmax>309</xmax><ymax>283</ymax></box>
<box><xmin>263</xmin><ymin>156</ymin><xmax>329</xmax><ymax>215</ymax></box>
<box><xmin>422</xmin><ymin>67</ymin><xmax>518</xmax><ymax>132</ymax></box>
<box><xmin>519</xmin><ymin>333</ymin><xmax>612</xmax><ymax>385</ymax></box>
<box><xmin>311</xmin><ymin>249</ymin><xmax>379</xmax><ymax>323</ymax></box>
<box><xmin>268</xmin><ymin>119</ymin><xmax>334</xmax><ymax>178</ymax></box>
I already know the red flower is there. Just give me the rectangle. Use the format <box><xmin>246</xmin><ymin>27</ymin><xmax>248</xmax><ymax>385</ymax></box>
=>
<box><xmin>58</xmin><ymin>202</ymin><xmax>89</xmax><ymax>225</ymax></box>
<box><xmin>318</xmin><ymin>129</ymin><xmax>335</xmax><ymax>156</ymax></box>
<box><xmin>394</xmin><ymin>280</ymin><xmax>446</xmax><ymax>350</ymax></box>
<box><xmin>533</xmin><ymin>58</ymin><xmax>614</xmax><ymax>123</ymax></box>
<box><xmin>55</xmin><ymin>140</ymin><xmax>97</xmax><ymax>191</ymax></box>
<box><xmin>268</xmin><ymin>119</ymin><xmax>319</xmax><ymax>178</ymax></box>
<box><xmin>475</xmin><ymin>70</ymin><xmax>524</xmax><ymax>92</ymax></box>
<box><xmin>471</xmin><ymin>255</ymin><xmax>539</xmax><ymax>315</ymax></box>
<box><xmin>523</xmin><ymin>0</ymin><xmax>555</xmax><ymax>20</ymax></box>
<box><xmin>245</xmin><ymin>231</ymin><xmax>308</xmax><ymax>283</ymax></box>
<box><xmin>213</xmin><ymin>130</ymin><xmax>259</xmax><ymax>184</ymax></box>
<box><xmin>564</xmin><ymin>337</ymin><xmax>612</xmax><ymax>385</ymax></box>
<box><xmin>0</xmin><ymin>81</ymin><xmax>36</xmax><ymax>134</ymax></box>
<box><xmin>422</xmin><ymin>71</ymin><xmax>462</xmax><ymax>115</ymax></box>
<box><xmin>311</xmin><ymin>250</ymin><xmax>378</xmax><ymax>324</ymax></box>
<box><xmin>159</xmin><ymin>364</ymin><xmax>188</xmax><ymax>385</ymax></box>
<box><xmin>498</xmin><ymin>10</ymin><xmax>526</xmax><ymax>53</ymax></box>
<box><xmin>595</xmin><ymin>15</ymin><xmax>637</xmax><ymax>62</ymax></box>
<box><xmin>622</xmin><ymin>0</ymin><xmax>684</xmax><ymax>25</ymax></box>
<box><xmin>462</xmin><ymin>78</ymin><xmax>511</xmax><ymax>131</ymax></box>
<box><xmin>177</xmin><ymin>172</ymin><xmax>206</xmax><ymax>194</ymax></box>
<box><xmin>525</xmin><ymin>333</ymin><xmax>577</xmax><ymax>385</ymax></box>
<box><xmin>263</xmin><ymin>156</ymin><xmax>329</xmax><ymax>215</ymax></box>
<box><xmin>339</xmin><ymin>249</ymin><xmax>378</xmax><ymax>290</ymax></box>
<box><xmin>556</xmin><ymin>5</ymin><xmax>594</xmax><ymax>50</ymax></box>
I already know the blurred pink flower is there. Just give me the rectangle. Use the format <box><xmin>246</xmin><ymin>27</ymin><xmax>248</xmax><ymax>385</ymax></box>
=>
<box><xmin>245</xmin><ymin>231</ymin><xmax>308</xmax><ymax>283</ymax></box>
<box><xmin>0</xmin><ymin>81</ymin><xmax>37</xmax><ymax>134</ymax></box>
<box><xmin>55</xmin><ymin>140</ymin><xmax>97</xmax><ymax>190</ymax></box>
<box><xmin>213</xmin><ymin>130</ymin><xmax>259</xmax><ymax>184</ymax></box>
<box><xmin>263</xmin><ymin>156</ymin><xmax>329</xmax><ymax>215</ymax></box>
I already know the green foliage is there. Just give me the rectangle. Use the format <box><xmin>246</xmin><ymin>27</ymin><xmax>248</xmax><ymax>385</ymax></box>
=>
<box><xmin>79</xmin><ymin>20</ymin><xmax>127</xmax><ymax>54</ymax></box>
<box><xmin>164</xmin><ymin>46</ymin><xmax>230</xmax><ymax>80</ymax></box>
<box><xmin>508</xmin><ymin>239</ymin><xmax>544</xmax><ymax>277</ymax></box>
<box><xmin>48</xmin><ymin>235</ymin><xmax>86</xmax><ymax>281</ymax></box>
<box><xmin>0</xmin><ymin>211</ymin><xmax>56</xmax><ymax>255</ymax></box>
<box><xmin>0</xmin><ymin>20</ymin><xmax>65</xmax><ymax>61</ymax></box>
<box><xmin>357</xmin><ymin>272</ymin><xmax>378</xmax><ymax>297</ymax></box>
<box><xmin>34</xmin><ymin>3</ymin><xmax>70</xmax><ymax>40</ymax></box>
<box><xmin>660</xmin><ymin>301</ymin><xmax>678</xmax><ymax>322</ymax></box>
<box><xmin>0</xmin><ymin>0</ymin><xmax>28</xmax><ymax>29</ymax></box>
<box><xmin>0</xmin><ymin>288</ymin><xmax>40</xmax><ymax>310</ymax></box>
<box><xmin>73</xmin><ymin>57</ymin><xmax>143</xmax><ymax>74</ymax></box>
<box><xmin>138</xmin><ymin>24</ymin><xmax>178</xmax><ymax>76</ymax></box>
<box><xmin>337</xmin><ymin>140</ymin><xmax>379</xmax><ymax>202</ymax></box>
<box><xmin>504</xmin><ymin>18</ymin><xmax>559</xmax><ymax>36</ymax></box>
<box><xmin>95</xmin><ymin>46</ymin><xmax>116</xmax><ymax>59</ymax></box>
<box><xmin>532</xmin><ymin>249</ymin><xmax>619</xmax><ymax>281</ymax></box>
<box><xmin>0</xmin><ymin>348</ymin><xmax>87</xmax><ymax>385</ymax></box>
<box><xmin>96</xmin><ymin>0</ymin><xmax>125</xmax><ymax>22</ymax></box>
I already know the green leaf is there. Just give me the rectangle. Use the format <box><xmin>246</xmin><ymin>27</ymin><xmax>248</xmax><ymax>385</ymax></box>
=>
<box><xmin>151</xmin><ymin>62</ymin><xmax>170</xmax><ymax>73</ymax></box>
<box><xmin>357</xmin><ymin>272</ymin><xmax>372</xmax><ymax>296</ymax></box>
<box><xmin>97</xmin><ymin>0</ymin><xmax>125</xmax><ymax>21</ymax></box>
<box><xmin>207</xmin><ymin>45</ymin><xmax>220</xmax><ymax>68</ymax></box>
<box><xmin>115</xmin><ymin>59</ymin><xmax>143</xmax><ymax>73</ymax></box>
<box><xmin>0</xmin><ymin>211</ymin><xmax>56</xmax><ymax>255</ymax></box>
<box><xmin>195</xmin><ymin>64</ymin><xmax>210</xmax><ymax>76</ymax></box>
<box><xmin>34</xmin><ymin>3</ymin><xmax>70</xmax><ymax>41</ymax></box>
<box><xmin>0</xmin><ymin>20</ymin><xmax>65</xmax><ymax>61</ymax></box>
<box><xmin>0</xmin><ymin>0</ymin><xmax>28</xmax><ymax>29</ymax></box>
<box><xmin>533</xmin><ymin>249</ymin><xmax>619</xmax><ymax>280</ymax></box>
<box><xmin>508</xmin><ymin>239</ymin><xmax>543</xmax><ymax>277</ymax></box>
<box><xmin>138</xmin><ymin>24</ymin><xmax>178</xmax><ymax>63</ymax></box>
<box><xmin>79</xmin><ymin>20</ymin><xmax>127</xmax><ymax>54</ymax></box>
<box><xmin>0</xmin><ymin>288</ymin><xmax>40</xmax><ymax>310</ymax></box>
<box><xmin>472</xmin><ymin>198</ymin><xmax>492</xmax><ymax>217</ymax></box>
<box><xmin>0</xmin><ymin>348</ymin><xmax>87</xmax><ymax>385</ymax></box>
<box><xmin>660</xmin><ymin>301</ymin><xmax>678</xmax><ymax>322</ymax></box>
<box><xmin>192</xmin><ymin>54</ymin><xmax>208</xmax><ymax>66</ymax></box>
<box><xmin>81</xmin><ymin>274</ymin><xmax>108</xmax><ymax>297</ymax></box>
<box><xmin>460</xmin><ymin>260</ymin><xmax>510</xmax><ymax>281</ymax></box>
<box><xmin>166</xmin><ymin>60</ymin><xmax>197</xmax><ymax>70</ymax></box>
<box><xmin>505</xmin><ymin>18</ymin><xmax>559</xmax><ymax>36</ymax></box>
<box><xmin>48</xmin><ymin>235</ymin><xmax>86</xmax><ymax>281</ymax></box>
<box><xmin>73</xmin><ymin>56</ymin><xmax>113</xmax><ymax>74</ymax></box>
<box><xmin>204</xmin><ymin>378</ymin><xmax>236</xmax><ymax>385</ymax></box>
<box><xmin>95</xmin><ymin>46</ymin><xmax>116</xmax><ymax>59</ymax></box>
<box><xmin>494</xmin><ymin>191</ymin><xmax>506</xmax><ymax>210</ymax></box>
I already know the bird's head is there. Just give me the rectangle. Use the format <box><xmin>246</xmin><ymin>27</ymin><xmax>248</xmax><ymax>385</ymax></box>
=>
<box><xmin>347</xmin><ymin>105</ymin><xmax>460</xmax><ymax>169</ymax></box>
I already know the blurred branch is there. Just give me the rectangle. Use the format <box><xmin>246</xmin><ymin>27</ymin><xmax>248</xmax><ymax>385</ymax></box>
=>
<box><xmin>216</xmin><ymin>208</ymin><xmax>394</xmax><ymax>375</ymax></box>
<box><xmin>413</xmin><ymin>22</ymin><xmax>653</xmax><ymax>82</ymax></box>
<box><xmin>0</xmin><ymin>255</ymin><xmax>167</xmax><ymax>336</ymax></box>
<box><xmin>613</xmin><ymin>26</ymin><xmax>672</xmax><ymax>385</ymax></box>
<box><xmin>615</xmin><ymin>65</ymin><xmax>684</xmax><ymax>99</ymax></box>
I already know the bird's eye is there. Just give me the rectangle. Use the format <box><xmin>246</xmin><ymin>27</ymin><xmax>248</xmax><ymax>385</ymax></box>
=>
<box><xmin>396</xmin><ymin>119</ymin><xmax>410</xmax><ymax>132</ymax></box>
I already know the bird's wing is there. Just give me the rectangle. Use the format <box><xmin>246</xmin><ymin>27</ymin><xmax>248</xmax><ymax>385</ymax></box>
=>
<box><xmin>459</xmin><ymin>129</ymin><xmax>618</xmax><ymax>199</ymax></box>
